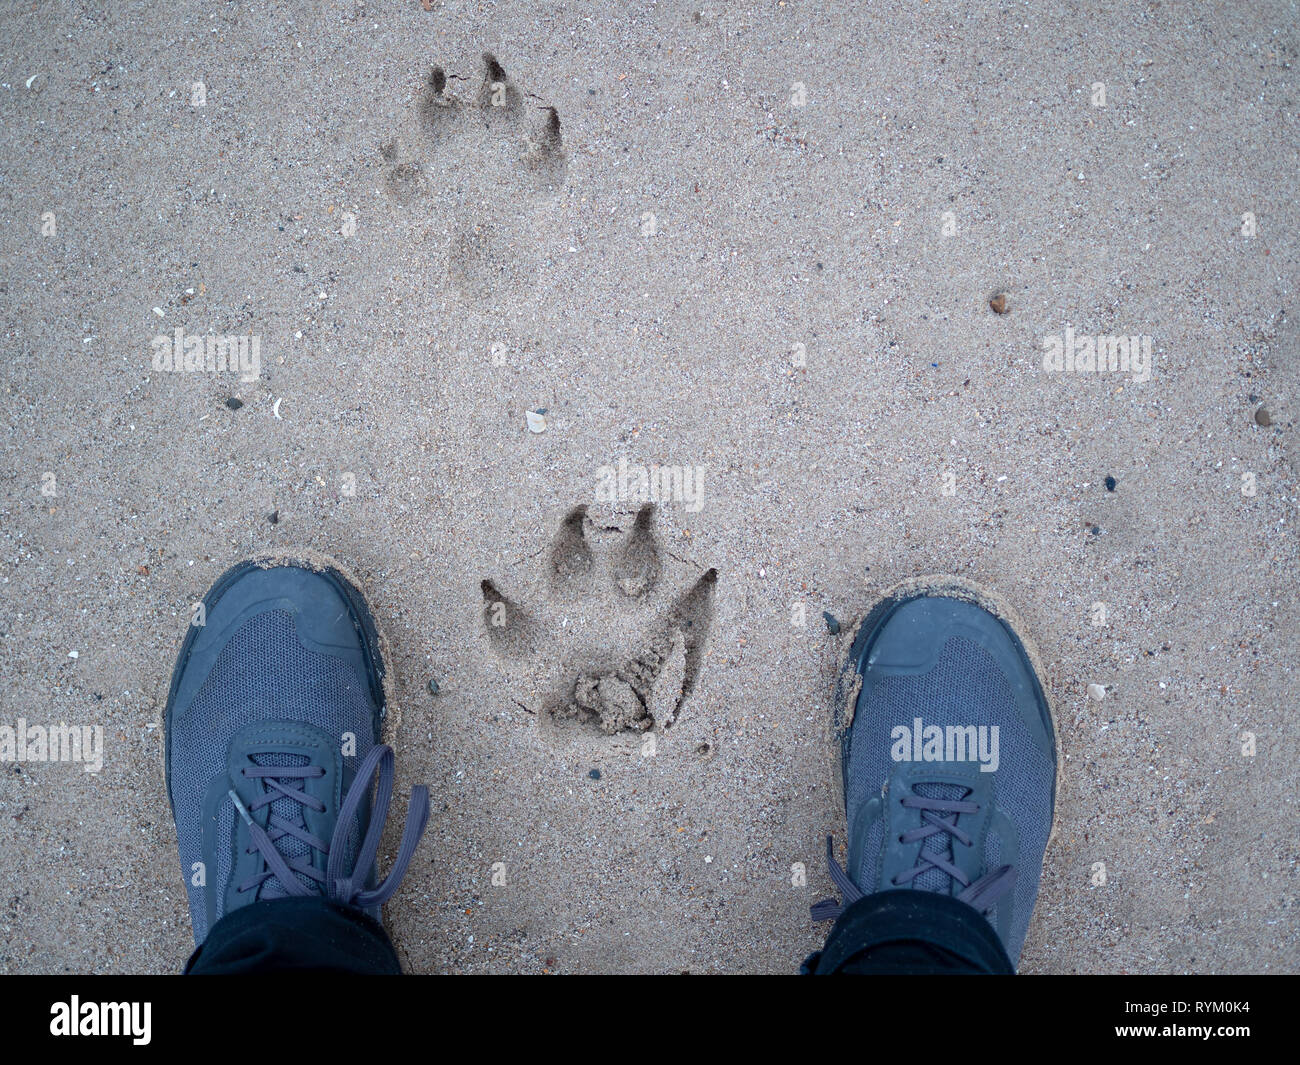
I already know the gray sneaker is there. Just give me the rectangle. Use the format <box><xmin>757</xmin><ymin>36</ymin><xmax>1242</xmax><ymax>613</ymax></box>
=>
<box><xmin>164</xmin><ymin>557</ymin><xmax>428</xmax><ymax>945</ymax></box>
<box><xmin>812</xmin><ymin>578</ymin><xmax>1058</xmax><ymax>966</ymax></box>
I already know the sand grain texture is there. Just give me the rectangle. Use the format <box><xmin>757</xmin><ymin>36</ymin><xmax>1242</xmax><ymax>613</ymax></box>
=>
<box><xmin>0</xmin><ymin>1</ymin><xmax>1296</xmax><ymax>973</ymax></box>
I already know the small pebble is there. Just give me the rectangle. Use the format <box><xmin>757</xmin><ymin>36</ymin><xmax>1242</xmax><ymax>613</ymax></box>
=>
<box><xmin>822</xmin><ymin>611</ymin><xmax>841</xmax><ymax>635</ymax></box>
<box><xmin>1104</xmin><ymin>476</ymin><xmax>1116</xmax><ymax>492</ymax></box>
<box><xmin>588</xmin><ymin>768</ymin><xmax>601</xmax><ymax>780</ymax></box>
<box><xmin>989</xmin><ymin>293</ymin><xmax>1009</xmax><ymax>314</ymax></box>
<box><xmin>267</xmin><ymin>510</ymin><xmax>279</xmax><ymax>525</ymax></box>
<box><xmin>1087</xmin><ymin>683</ymin><xmax>1106</xmax><ymax>701</ymax></box>
<box><xmin>225</xmin><ymin>397</ymin><xmax>243</xmax><ymax>410</ymax></box>
<box><xmin>1255</xmin><ymin>407</ymin><xmax>1272</xmax><ymax>427</ymax></box>
<box><xmin>427</xmin><ymin>678</ymin><xmax>440</xmax><ymax>696</ymax></box>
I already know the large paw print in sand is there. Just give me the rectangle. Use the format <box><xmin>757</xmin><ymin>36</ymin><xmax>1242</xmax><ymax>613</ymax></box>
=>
<box><xmin>380</xmin><ymin>52</ymin><xmax>566</xmax><ymax>302</ymax></box>
<box><xmin>481</xmin><ymin>504</ymin><xmax>718</xmax><ymax>737</ymax></box>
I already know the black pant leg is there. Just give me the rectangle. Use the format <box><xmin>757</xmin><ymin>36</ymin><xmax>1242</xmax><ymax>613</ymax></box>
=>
<box><xmin>185</xmin><ymin>897</ymin><xmax>402</xmax><ymax>974</ymax></box>
<box><xmin>802</xmin><ymin>889</ymin><xmax>1015</xmax><ymax>974</ymax></box>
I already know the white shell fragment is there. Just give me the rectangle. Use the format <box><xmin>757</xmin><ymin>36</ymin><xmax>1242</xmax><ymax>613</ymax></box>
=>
<box><xmin>1087</xmin><ymin>683</ymin><xmax>1106</xmax><ymax>701</ymax></box>
<box><xmin>526</xmin><ymin>410</ymin><xmax>547</xmax><ymax>433</ymax></box>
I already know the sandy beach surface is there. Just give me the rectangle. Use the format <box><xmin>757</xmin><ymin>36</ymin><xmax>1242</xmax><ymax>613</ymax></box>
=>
<box><xmin>1</xmin><ymin>0</ymin><xmax>1297</xmax><ymax>973</ymax></box>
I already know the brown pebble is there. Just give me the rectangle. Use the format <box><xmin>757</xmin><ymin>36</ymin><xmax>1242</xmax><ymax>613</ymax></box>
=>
<box><xmin>989</xmin><ymin>293</ymin><xmax>1008</xmax><ymax>314</ymax></box>
<box><xmin>137</xmin><ymin>565</ymin><xmax>149</xmax><ymax>576</ymax></box>
<box><xmin>1255</xmin><ymin>407</ymin><xmax>1272</xmax><ymax>426</ymax></box>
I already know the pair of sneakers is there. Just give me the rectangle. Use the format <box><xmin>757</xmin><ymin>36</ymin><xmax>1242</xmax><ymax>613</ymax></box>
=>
<box><xmin>165</xmin><ymin>558</ymin><xmax>1056</xmax><ymax>967</ymax></box>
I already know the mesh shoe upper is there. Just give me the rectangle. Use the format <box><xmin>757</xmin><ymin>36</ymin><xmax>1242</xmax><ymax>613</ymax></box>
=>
<box><xmin>815</xmin><ymin>591</ymin><xmax>1057</xmax><ymax>966</ymax></box>
<box><xmin>164</xmin><ymin>561</ymin><xmax>427</xmax><ymax>945</ymax></box>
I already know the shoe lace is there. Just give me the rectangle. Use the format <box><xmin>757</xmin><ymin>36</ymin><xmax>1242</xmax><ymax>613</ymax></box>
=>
<box><xmin>810</xmin><ymin>785</ymin><xmax>1015</xmax><ymax>922</ymax></box>
<box><xmin>230</xmin><ymin>743</ymin><xmax>430</xmax><ymax>909</ymax></box>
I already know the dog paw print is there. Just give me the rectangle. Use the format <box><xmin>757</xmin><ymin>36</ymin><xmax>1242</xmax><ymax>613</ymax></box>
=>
<box><xmin>481</xmin><ymin>504</ymin><xmax>717</xmax><ymax>736</ymax></box>
<box><xmin>379</xmin><ymin>52</ymin><xmax>566</xmax><ymax>302</ymax></box>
